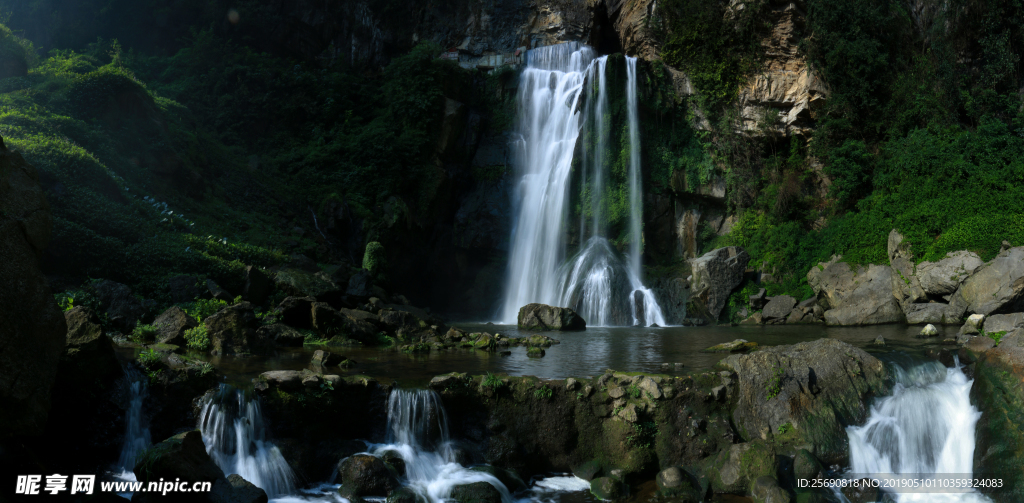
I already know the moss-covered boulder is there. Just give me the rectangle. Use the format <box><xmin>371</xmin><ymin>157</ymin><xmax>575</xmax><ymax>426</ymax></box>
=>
<box><xmin>749</xmin><ymin>476</ymin><xmax>790</xmax><ymax>503</ymax></box>
<box><xmin>363</xmin><ymin>241</ymin><xmax>387</xmax><ymax>280</ymax></box>
<box><xmin>703</xmin><ymin>441</ymin><xmax>777</xmax><ymax>494</ymax></box>
<box><xmin>970</xmin><ymin>329</ymin><xmax>1024</xmax><ymax>502</ymax></box>
<box><xmin>590</xmin><ymin>477</ymin><xmax>624</xmax><ymax>500</ymax></box>
<box><xmin>719</xmin><ymin>338</ymin><xmax>888</xmax><ymax>463</ymax></box>
<box><xmin>655</xmin><ymin>466</ymin><xmax>701</xmax><ymax>501</ymax></box>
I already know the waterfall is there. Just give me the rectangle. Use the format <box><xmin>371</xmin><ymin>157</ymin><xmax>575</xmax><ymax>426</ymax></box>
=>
<box><xmin>845</xmin><ymin>359</ymin><xmax>991</xmax><ymax>503</ymax></box>
<box><xmin>369</xmin><ymin>389</ymin><xmax>513</xmax><ymax>503</ymax></box>
<box><xmin>198</xmin><ymin>386</ymin><xmax>296</xmax><ymax>497</ymax></box>
<box><xmin>499</xmin><ymin>44</ymin><xmax>666</xmax><ymax>326</ymax></box>
<box><xmin>114</xmin><ymin>369</ymin><xmax>151</xmax><ymax>485</ymax></box>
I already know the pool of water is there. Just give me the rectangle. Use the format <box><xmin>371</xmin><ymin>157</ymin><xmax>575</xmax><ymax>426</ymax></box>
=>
<box><xmin>204</xmin><ymin>323</ymin><xmax>960</xmax><ymax>388</ymax></box>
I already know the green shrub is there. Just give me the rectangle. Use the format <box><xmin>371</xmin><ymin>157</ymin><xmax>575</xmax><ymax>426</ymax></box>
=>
<box><xmin>362</xmin><ymin>241</ymin><xmax>386</xmax><ymax>279</ymax></box>
<box><xmin>137</xmin><ymin>347</ymin><xmax>161</xmax><ymax>368</ymax></box>
<box><xmin>183</xmin><ymin>324</ymin><xmax>210</xmax><ymax>351</ymax></box>
<box><xmin>533</xmin><ymin>386</ymin><xmax>553</xmax><ymax>400</ymax></box>
<box><xmin>131</xmin><ymin>322</ymin><xmax>158</xmax><ymax>343</ymax></box>
<box><xmin>482</xmin><ymin>372</ymin><xmax>504</xmax><ymax>391</ymax></box>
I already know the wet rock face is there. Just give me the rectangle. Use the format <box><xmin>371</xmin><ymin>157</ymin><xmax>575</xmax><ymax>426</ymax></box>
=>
<box><xmin>338</xmin><ymin>453</ymin><xmax>399</xmax><ymax>497</ymax></box>
<box><xmin>517</xmin><ymin>303</ymin><xmax>586</xmax><ymax>331</ymax></box>
<box><xmin>450</xmin><ymin>481</ymin><xmax>504</xmax><ymax>503</ymax></box>
<box><xmin>0</xmin><ymin>141</ymin><xmax>66</xmax><ymax>437</ymax></box>
<box><xmin>688</xmin><ymin>247</ymin><xmax>750</xmax><ymax>322</ymax></box>
<box><xmin>719</xmin><ymin>338</ymin><xmax>888</xmax><ymax>464</ymax></box>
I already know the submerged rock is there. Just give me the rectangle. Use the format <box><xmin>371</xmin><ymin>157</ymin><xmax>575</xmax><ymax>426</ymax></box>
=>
<box><xmin>701</xmin><ymin>339</ymin><xmax>757</xmax><ymax>353</ymax></box>
<box><xmin>517</xmin><ymin>303</ymin><xmax>586</xmax><ymax>331</ymax></box>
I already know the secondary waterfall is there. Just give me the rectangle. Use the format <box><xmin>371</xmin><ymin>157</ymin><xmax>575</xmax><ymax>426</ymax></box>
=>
<box><xmin>500</xmin><ymin>43</ymin><xmax>666</xmax><ymax>326</ymax></box>
<box><xmin>114</xmin><ymin>369</ymin><xmax>151</xmax><ymax>487</ymax></box>
<box><xmin>846</xmin><ymin>359</ymin><xmax>991</xmax><ymax>503</ymax></box>
<box><xmin>369</xmin><ymin>389</ymin><xmax>513</xmax><ymax>503</ymax></box>
<box><xmin>199</xmin><ymin>386</ymin><xmax>296</xmax><ymax>497</ymax></box>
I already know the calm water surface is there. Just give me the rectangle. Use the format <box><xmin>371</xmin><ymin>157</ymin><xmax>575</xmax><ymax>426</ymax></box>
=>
<box><xmin>205</xmin><ymin>323</ymin><xmax>960</xmax><ymax>388</ymax></box>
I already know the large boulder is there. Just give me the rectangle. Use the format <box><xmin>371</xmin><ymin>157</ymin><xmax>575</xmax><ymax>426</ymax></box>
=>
<box><xmin>956</xmin><ymin>246</ymin><xmax>1024</xmax><ymax>315</ymax></box>
<box><xmin>338</xmin><ymin>453</ymin><xmax>398</xmax><ymax>497</ymax></box>
<box><xmin>0</xmin><ymin>141</ymin><xmax>67</xmax><ymax>437</ymax></box>
<box><xmin>904</xmin><ymin>302</ymin><xmax>962</xmax><ymax>325</ymax></box>
<box><xmin>206</xmin><ymin>302</ymin><xmax>274</xmax><ymax>355</ymax></box>
<box><xmin>275</xmin><ymin>296</ymin><xmax>316</xmax><ymax>328</ymax></box>
<box><xmin>887</xmin><ymin>230</ymin><xmax>927</xmax><ymax>310</ymax></box>
<box><xmin>153</xmin><ymin>306</ymin><xmax>199</xmax><ymax>346</ymax></box>
<box><xmin>982</xmin><ymin>313</ymin><xmax>1024</xmax><ymax>334</ymax></box>
<box><xmin>807</xmin><ymin>258</ymin><xmax>903</xmax><ymax>325</ymax></box>
<box><xmin>133</xmin><ymin>431</ymin><xmax>269</xmax><ymax>503</ymax></box>
<box><xmin>517</xmin><ymin>304</ymin><xmax>586</xmax><ymax>331</ymax></box>
<box><xmin>688</xmin><ymin>247</ymin><xmax>750</xmax><ymax>321</ymax></box>
<box><xmin>916</xmin><ymin>250</ymin><xmax>983</xmax><ymax>296</ymax></box>
<box><xmin>450</xmin><ymin>481</ymin><xmax>503</xmax><ymax>503</ymax></box>
<box><xmin>718</xmin><ymin>338</ymin><xmax>888</xmax><ymax>463</ymax></box>
<box><xmin>63</xmin><ymin>307</ymin><xmax>120</xmax><ymax>381</ymax></box>
<box><xmin>92</xmin><ymin>279</ymin><xmax>147</xmax><ymax>332</ymax></box>
<box><xmin>761</xmin><ymin>295</ymin><xmax>796</xmax><ymax>322</ymax></box>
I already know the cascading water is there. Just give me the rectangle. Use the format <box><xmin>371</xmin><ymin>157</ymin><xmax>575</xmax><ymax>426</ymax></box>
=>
<box><xmin>369</xmin><ymin>389</ymin><xmax>513</xmax><ymax>503</ymax></box>
<box><xmin>198</xmin><ymin>386</ymin><xmax>296</xmax><ymax>497</ymax></box>
<box><xmin>116</xmin><ymin>370</ymin><xmax>151</xmax><ymax>472</ymax></box>
<box><xmin>500</xmin><ymin>44</ymin><xmax>666</xmax><ymax>326</ymax></box>
<box><xmin>845</xmin><ymin>359</ymin><xmax>991</xmax><ymax>503</ymax></box>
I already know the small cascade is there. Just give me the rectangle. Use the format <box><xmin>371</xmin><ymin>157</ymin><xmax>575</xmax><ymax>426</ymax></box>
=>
<box><xmin>845</xmin><ymin>359</ymin><xmax>991</xmax><ymax>503</ymax></box>
<box><xmin>368</xmin><ymin>389</ymin><xmax>513</xmax><ymax>503</ymax></box>
<box><xmin>499</xmin><ymin>43</ymin><xmax>666</xmax><ymax>326</ymax></box>
<box><xmin>113</xmin><ymin>368</ymin><xmax>151</xmax><ymax>488</ymax></box>
<box><xmin>198</xmin><ymin>386</ymin><xmax>296</xmax><ymax>497</ymax></box>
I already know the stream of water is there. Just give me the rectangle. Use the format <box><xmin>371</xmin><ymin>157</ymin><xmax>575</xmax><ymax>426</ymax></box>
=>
<box><xmin>844</xmin><ymin>358</ymin><xmax>991</xmax><ymax>503</ymax></box>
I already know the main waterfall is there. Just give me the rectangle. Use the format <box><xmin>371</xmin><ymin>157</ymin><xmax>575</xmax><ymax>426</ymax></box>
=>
<box><xmin>499</xmin><ymin>43</ymin><xmax>666</xmax><ymax>326</ymax></box>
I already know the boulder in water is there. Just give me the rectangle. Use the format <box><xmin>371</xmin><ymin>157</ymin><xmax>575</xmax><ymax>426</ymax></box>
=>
<box><xmin>517</xmin><ymin>303</ymin><xmax>586</xmax><ymax>331</ymax></box>
<box><xmin>701</xmin><ymin>339</ymin><xmax>757</xmax><ymax>353</ymax></box>
<box><xmin>338</xmin><ymin>453</ymin><xmax>398</xmax><ymax>497</ymax></box>
<box><xmin>688</xmin><ymin>247</ymin><xmax>751</xmax><ymax>321</ymax></box>
<box><xmin>386</xmin><ymin>487</ymin><xmax>418</xmax><ymax>503</ymax></box>
<box><xmin>655</xmin><ymin>466</ymin><xmax>700</xmax><ymax>501</ymax></box>
<box><xmin>590</xmin><ymin>477</ymin><xmax>624</xmax><ymax>500</ymax></box>
<box><xmin>310</xmin><ymin>349</ymin><xmax>345</xmax><ymax>368</ymax></box>
<box><xmin>257</xmin><ymin>323</ymin><xmax>306</xmax><ymax>346</ymax></box>
<box><xmin>807</xmin><ymin>258</ymin><xmax>904</xmax><ymax>325</ymax></box>
<box><xmin>470</xmin><ymin>465</ymin><xmax>527</xmax><ymax>493</ymax></box>
<box><xmin>919</xmin><ymin>324</ymin><xmax>939</xmax><ymax>337</ymax></box>
<box><xmin>719</xmin><ymin>338</ymin><xmax>888</xmax><ymax>464</ymax></box>
<box><xmin>450</xmin><ymin>481</ymin><xmax>502</xmax><ymax>503</ymax></box>
<box><xmin>211</xmin><ymin>474</ymin><xmax>269</xmax><ymax>503</ymax></box>
<box><xmin>761</xmin><ymin>295</ymin><xmax>797</xmax><ymax>322</ymax></box>
<box><xmin>526</xmin><ymin>347</ymin><xmax>545</xmax><ymax>357</ymax></box>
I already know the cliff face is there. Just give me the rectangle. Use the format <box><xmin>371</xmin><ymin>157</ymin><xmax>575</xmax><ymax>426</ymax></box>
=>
<box><xmin>0</xmin><ymin>138</ymin><xmax>67</xmax><ymax>437</ymax></box>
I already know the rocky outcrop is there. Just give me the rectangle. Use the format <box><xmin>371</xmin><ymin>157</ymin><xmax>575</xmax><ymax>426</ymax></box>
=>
<box><xmin>734</xmin><ymin>2</ymin><xmax>828</xmax><ymax>137</ymax></box>
<box><xmin>982</xmin><ymin>313</ymin><xmax>1024</xmax><ymax>334</ymax></box>
<box><xmin>517</xmin><ymin>304</ymin><xmax>586</xmax><ymax>331</ymax></box>
<box><xmin>886</xmin><ymin>230</ymin><xmax>970</xmax><ymax>323</ymax></box>
<box><xmin>205</xmin><ymin>302</ymin><xmax>274</xmax><ymax>356</ymax></box>
<box><xmin>153</xmin><ymin>306</ymin><xmax>199</xmax><ymax>346</ymax></box>
<box><xmin>688</xmin><ymin>247</ymin><xmax>750</xmax><ymax>321</ymax></box>
<box><xmin>718</xmin><ymin>338</ymin><xmax>888</xmax><ymax>463</ymax></box>
<box><xmin>807</xmin><ymin>257</ymin><xmax>903</xmax><ymax>325</ymax></box>
<box><xmin>955</xmin><ymin>246</ymin><xmax>1024</xmax><ymax>315</ymax></box>
<box><xmin>916</xmin><ymin>250</ymin><xmax>983</xmax><ymax>296</ymax></box>
<box><xmin>0</xmin><ymin>139</ymin><xmax>67</xmax><ymax>437</ymax></box>
<box><xmin>338</xmin><ymin>453</ymin><xmax>399</xmax><ymax>497</ymax></box>
<box><xmin>761</xmin><ymin>295</ymin><xmax>796</xmax><ymax>322</ymax></box>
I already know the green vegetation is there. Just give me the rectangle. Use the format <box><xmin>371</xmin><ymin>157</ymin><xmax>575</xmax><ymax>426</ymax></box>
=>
<box><xmin>533</xmin><ymin>386</ymin><xmax>553</xmax><ymax>400</ymax></box>
<box><xmin>130</xmin><ymin>322</ymin><xmax>158</xmax><ymax>343</ymax></box>
<box><xmin>183</xmin><ymin>324</ymin><xmax>209</xmax><ymax>351</ymax></box>
<box><xmin>627</xmin><ymin>421</ymin><xmax>658</xmax><ymax>450</ymax></box>
<box><xmin>137</xmin><ymin>347</ymin><xmax>161</xmax><ymax>368</ymax></box>
<box><xmin>627</xmin><ymin>384</ymin><xmax>643</xmax><ymax>399</ymax></box>
<box><xmin>482</xmin><ymin>372</ymin><xmax>504</xmax><ymax>391</ymax></box>
<box><xmin>765</xmin><ymin>366</ymin><xmax>785</xmax><ymax>400</ymax></box>
<box><xmin>362</xmin><ymin>242</ymin><xmax>386</xmax><ymax>280</ymax></box>
<box><xmin>985</xmin><ymin>330</ymin><xmax>1008</xmax><ymax>345</ymax></box>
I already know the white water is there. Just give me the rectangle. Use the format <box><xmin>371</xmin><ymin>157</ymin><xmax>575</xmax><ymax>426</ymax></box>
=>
<box><xmin>845</xmin><ymin>359</ymin><xmax>991</xmax><ymax>503</ymax></box>
<box><xmin>499</xmin><ymin>44</ymin><xmax>666</xmax><ymax>326</ymax></box>
<box><xmin>199</xmin><ymin>387</ymin><xmax>297</xmax><ymax>497</ymax></box>
<box><xmin>112</xmin><ymin>370</ymin><xmax>152</xmax><ymax>499</ymax></box>
<box><xmin>368</xmin><ymin>389</ymin><xmax>514</xmax><ymax>503</ymax></box>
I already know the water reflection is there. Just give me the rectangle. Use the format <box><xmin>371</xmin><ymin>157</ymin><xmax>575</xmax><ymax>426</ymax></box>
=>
<box><xmin>207</xmin><ymin>323</ymin><xmax>958</xmax><ymax>387</ymax></box>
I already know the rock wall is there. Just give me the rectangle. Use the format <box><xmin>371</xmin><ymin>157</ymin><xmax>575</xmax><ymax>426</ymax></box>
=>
<box><xmin>0</xmin><ymin>138</ymin><xmax>67</xmax><ymax>437</ymax></box>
